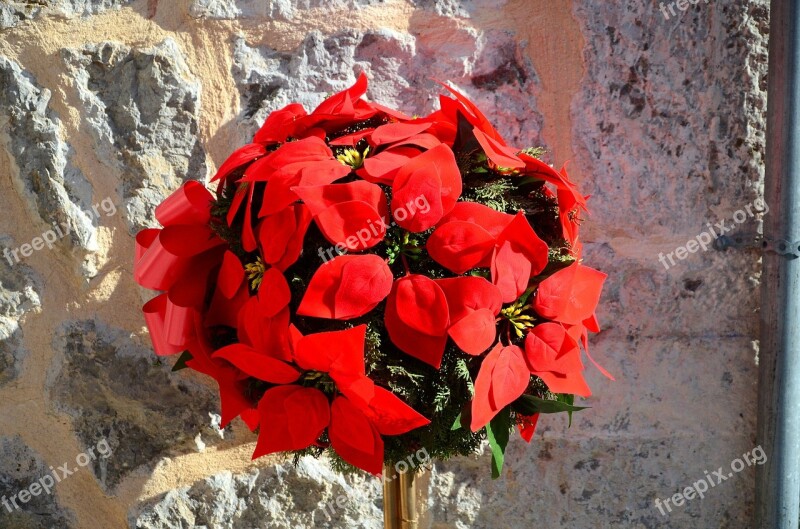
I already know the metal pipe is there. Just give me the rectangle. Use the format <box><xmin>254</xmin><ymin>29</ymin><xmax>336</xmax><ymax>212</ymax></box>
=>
<box><xmin>756</xmin><ymin>0</ymin><xmax>800</xmax><ymax>526</ymax></box>
<box><xmin>383</xmin><ymin>465</ymin><xmax>424</xmax><ymax>529</ymax></box>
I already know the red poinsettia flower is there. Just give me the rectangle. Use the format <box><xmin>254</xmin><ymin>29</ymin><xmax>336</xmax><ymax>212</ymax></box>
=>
<box><xmin>251</xmin><ymin>325</ymin><xmax>430</xmax><ymax>475</ymax></box>
<box><xmin>135</xmin><ymin>73</ymin><xmax>607</xmax><ymax>480</ymax></box>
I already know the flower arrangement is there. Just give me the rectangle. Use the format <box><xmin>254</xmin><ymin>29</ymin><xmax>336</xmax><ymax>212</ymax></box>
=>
<box><xmin>133</xmin><ymin>74</ymin><xmax>609</xmax><ymax>478</ymax></box>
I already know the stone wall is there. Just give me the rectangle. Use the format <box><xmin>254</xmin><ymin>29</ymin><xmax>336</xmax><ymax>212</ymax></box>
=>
<box><xmin>0</xmin><ymin>1</ymin><xmax>768</xmax><ymax>528</ymax></box>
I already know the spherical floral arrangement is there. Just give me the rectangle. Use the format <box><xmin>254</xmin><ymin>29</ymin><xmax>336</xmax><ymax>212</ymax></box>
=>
<box><xmin>133</xmin><ymin>74</ymin><xmax>610</xmax><ymax>478</ymax></box>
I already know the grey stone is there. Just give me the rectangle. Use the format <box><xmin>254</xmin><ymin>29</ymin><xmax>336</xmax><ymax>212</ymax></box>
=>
<box><xmin>231</xmin><ymin>27</ymin><xmax>543</xmax><ymax>151</ymax></box>
<box><xmin>0</xmin><ymin>0</ymin><xmax>132</xmax><ymax>30</ymax></box>
<box><xmin>411</xmin><ymin>0</ymin><xmax>485</xmax><ymax>18</ymax></box>
<box><xmin>0</xmin><ymin>235</ymin><xmax>41</xmax><ymax>387</ymax></box>
<box><xmin>0</xmin><ymin>56</ymin><xmax>99</xmax><ymax>254</ymax></box>
<box><xmin>62</xmin><ymin>39</ymin><xmax>207</xmax><ymax>233</ymax></box>
<box><xmin>129</xmin><ymin>456</ymin><xmax>384</xmax><ymax>529</ymax></box>
<box><xmin>0</xmin><ymin>436</ymin><xmax>75</xmax><ymax>529</ymax></box>
<box><xmin>50</xmin><ymin>320</ymin><xmax>224</xmax><ymax>491</ymax></box>
<box><xmin>188</xmin><ymin>0</ymin><xmax>384</xmax><ymax>20</ymax></box>
<box><xmin>572</xmin><ymin>1</ymin><xmax>769</xmax><ymax>235</ymax></box>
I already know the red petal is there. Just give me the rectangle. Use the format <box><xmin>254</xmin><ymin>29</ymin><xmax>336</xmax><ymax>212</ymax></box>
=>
<box><xmin>253</xmin><ymin>386</ymin><xmax>330</xmax><ymax>458</ymax></box>
<box><xmin>393</xmin><ymin>275</ymin><xmax>449</xmax><ymax>336</ymax></box>
<box><xmin>256</xmin><ymin>267</ymin><xmax>291</xmax><ymax>317</ymax></box>
<box><xmin>211</xmin><ymin>143</ymin><xmax>265</xmax><ymax>183</ymax></box>
<box><xmin>329</xmin><ymin>128</ymin><xmax>374</xmax><ymax>147</ymax></box>
<box><xmin>253</xmin><ymin>103</ymin><xmax>307</xmax><ymax>144</ymax></box>
<box><xmin>334</xmin><ymin>257</ymin><xmax>394</xmax><ymax>319</ymax></box>
<box><xmin>358</xmin><ymin>146</ymin><xmax>420</xmax><ymax>185</ymax></box>
<box><xmin>391</xmin><ymin>144</ymin><xmax>461</xmax><ymax>232</ymax></box>
<box><xmin>298</xmin><ymin>255</ymin><xmax>392</xmax><ymax>320</ymax></box>
<box><xmin>435</xmin><ymin>276</ymin><xmax>503</xmax><ymax>322</ymax></box>
<box><xmin>155</xmin><ymin>181</ymin><xmax>213</xmax><ymax>226</ymax></box>
<box><xmin>492</xmin><ymin>240</ymin><xmax>532</xmax><ymax>304</ymax></box>
<box><xmin>329</xmin><ymin>396</ymin><xmax>384</xmax><ymax>475</ymax></box>
<box><xmin>533</xmin><ymin>262</ymin><xmax>607</xmax><ymax>325</ymax></box>
<box><xmin>384</xmin><ymin>285</ymin><xmax>448</xmax><ymax>368</ymax></box>
<box><xmin>314</xmin><ymin>202</ymin><xmax>386</xmax><ymax>251</ymax></box>
<box><xmin>471</xmin><ymin>343</ymin><xmax>502</xmax><ymax>431</ymax></box>
<box><xmin>142</xmin><ymin>294</ymin><xmax>185</xmax><ymax>356</ymax></box>
<box><xmin>370</xmin><ymin>122</ymin><xmax>432</xmax><ymax>146</ymax></box>
<box><xmin>471</xmin><ymin>344</ymin><xmax>529</xmax><ymax>431</ymax></box>
<box><xmin>427</xmin><ymin>221</ymin><xmax>495</xmax><ymax>274</ymax></box>
<box><xmin>312</xmin><ymin>72</ymin><xmax>369</xmax><ymax>116</ymax></box>
<box><xmin>218</xmin><ymin>251</ymin><xmax>245</xmax><ymax>299</ymax></box>
<box><xmin>362</xmin><ymin>386</ymin><xmax>430</xmax><ymax>436</ymax></box>
<box><xmin>293</xmin><ymin>325</ymin><xmax>367</xmax><ymax>380</ymax></box>
<box><xmin>524</xmin><ymin>323</ymin><xmax>583</xmax><ymax>375</ymax></box>
<box><xmin>448</xmin><ymin>308</ymin><xmax>497</xmax><ymax>355</ymax></box>
<box><xmin>439</xmin><ymin>202</ymin><xmax>514</xmax><ymax>238</ymax></box>
<box><xmin>237</xmin><ymin>297</ymin><xmax>292</xmax><ymax>361</ymax></box>
<box><xmin>160</xmin><ymin>224</ymin><xmax>223</xmax><ymax>257</ymax></box>
<box><xmin>534</xmin><ymin>370</ymin><xmax>592</xmax><ymax>397</ymax></box>
<box><xmin>214</xmin><ymin>344</ymin><xmax>301</xmax><ymax>383</ymax></box>
<box><xmin>518</xmin><ymin>413</ymin><xmax>540</xmax><ymax>443</ymax></box>
<box><xmin>473</xmin><ymin>128</ymin><xmax>524</xmax><ymax>169</ymax></box>
<box><xmin>491</xmin><ymin>213</ymin><xmax>549</xmax><ymax>303</ymax></box>
<box><xmin>490</xmin><ymin>345</ymin><xmax>530</xmax><ymax>413</ymax></box>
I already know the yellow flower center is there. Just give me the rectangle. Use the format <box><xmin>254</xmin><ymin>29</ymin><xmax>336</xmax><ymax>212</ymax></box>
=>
<box><xmin>337</xmin><ymin>146</ymin><xmax>370</xmax><ymax>169</ymax></box>
<box><xmin>244</xmin><ymin>257</ymin><xmax>266</xmax><ymax>290</ymax></box>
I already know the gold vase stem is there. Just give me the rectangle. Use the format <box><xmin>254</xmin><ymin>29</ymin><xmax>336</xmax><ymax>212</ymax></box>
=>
<box><xmin>383</xmin><ymin>464</ymin><xmax>422</xmax><ymax>529</ymax></box>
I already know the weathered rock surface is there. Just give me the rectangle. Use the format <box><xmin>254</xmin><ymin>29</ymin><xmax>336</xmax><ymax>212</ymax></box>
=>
<box><xmin>0</xmin><ymin>235</ymin><xmax>41</xmax><ymax>387</ymax></box>
<box><xmin>50</xmin><ymin>320</ymin><xmax>223</xmax><ymax>491</ymax></box>
<box><xmin>129</xmin><ymin>456</ymin><xmax>384</xmax><ymax>529</ymax></box>
<box><xmin>231</xmin><ymin>27</ymin><xmax>543</xmax><ymax>151</ymax></box>
<box><xmin>188</xmin><ymin>0</ymin><xmax>383</xmax><ymax>20</ymax></box>
<box><xmin>0</xmin><ymin>436</ymin><xmax>75</xmax><ymax>529</ymax></box>
<box><xmin>62</xmin><ymin>39</ymin><xmax>207</xmax><ymax>233</ymax></box>
<box><xmin>0</xmin><ymin>56</ymin><xmax>99</xmax><ymax>254</ymax></box>
<box><xmin>0</xmin><ymin>0</ymin><xmax>132</xmax><ymax>30</ymax></box>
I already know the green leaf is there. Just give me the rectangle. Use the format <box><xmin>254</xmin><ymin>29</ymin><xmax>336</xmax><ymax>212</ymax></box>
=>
<box><xmin>513</xmin><ymin>394</ymin><xmax>590</xmax><ymax>416</ymax></box>
<box><xmin>557</xmin><ymin>394</ymin><xmax>577</xmax><ymax>427</ymax></box>
<box><xmin>171</xmin><ymin>351</ymin><xmax>193</xmax><ymax>372</ymax></box>
<box><xmin>451</xmin><ymin>414</ymin><xmax>463</xmax><ymax>431</ymax></box>
<box><xmin>486</xmin><ymin>409</ymin><xmax>511</xmax><ymax>479</ymax></box>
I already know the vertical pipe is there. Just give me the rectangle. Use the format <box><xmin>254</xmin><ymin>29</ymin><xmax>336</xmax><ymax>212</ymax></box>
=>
<box><xmin>383</xmin><ymin>465</ymin><xmax>423</xmax><ymax>529</ymax></box>
<box><xmin>384</xmin><ymin>465</ymin><xmax>400</xmax><ymax>529</ymax></box>
<box><xmin>756</xmin><ymin>0</ymin><xmax>800</xmax><ymax>527</ymax></box>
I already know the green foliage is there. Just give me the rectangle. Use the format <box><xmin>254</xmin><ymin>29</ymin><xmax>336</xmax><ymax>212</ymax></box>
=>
<box><xmin>486</xmin><ymin>409</ymin><xmax>512</xmax><ymax>479</ymax></box>
<box><xmin>461</xmin><ymin>178</ymin><xmax>521</xmax><ymax>212</ymax></box>
<box><xmin>513</xmin><ymin>394</ymin><xmax>590</xmax><ymax>418</ymax></box>
<box><xmin>171</xmin><ymin>351</ymin><xmax>193</xmax><ymax>372</ymax></box>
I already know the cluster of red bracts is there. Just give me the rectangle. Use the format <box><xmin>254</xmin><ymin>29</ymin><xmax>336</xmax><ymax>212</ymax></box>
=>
<box><xmin>133</xmin><ymin>74</ymin><xmax>608</xmax><ymax>475</ymax></box>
